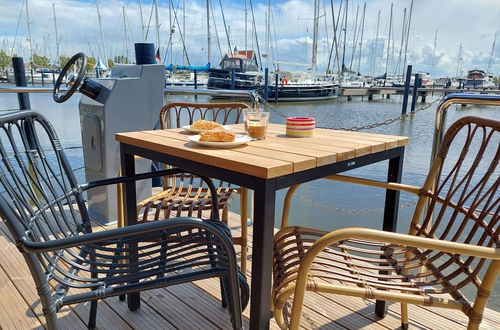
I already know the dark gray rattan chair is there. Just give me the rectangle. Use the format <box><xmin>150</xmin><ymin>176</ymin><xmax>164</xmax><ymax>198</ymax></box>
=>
<box><xmin>138</xmin><ymin>101</ymin><xmax>252</xmax><ymax>274</ymax></box>
<box><xmin>0</xmin><ymin>110</ymin><xmax>249</xmax><ymax>329</ymax></box>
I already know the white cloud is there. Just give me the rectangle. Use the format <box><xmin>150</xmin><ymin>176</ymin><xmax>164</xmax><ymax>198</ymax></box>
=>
<box><xmin>0</xmin><ymin>0</ymin><xmax>498</xmax><ymax>78</ymax></box>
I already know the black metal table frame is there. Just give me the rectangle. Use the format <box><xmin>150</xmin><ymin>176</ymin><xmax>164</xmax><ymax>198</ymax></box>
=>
<box><xmin>120</xmin><ymin>142</ymin><xmax>405</xmax><ymax>330</ymax></box>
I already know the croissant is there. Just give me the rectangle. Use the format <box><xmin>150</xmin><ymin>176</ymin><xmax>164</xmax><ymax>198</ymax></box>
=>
<box><xmin>191</xmin><ymin>120</ymin><xmax>223</xmax><ymax>130</ymax></box>
<box><xmin>199</xmin><ymin>130</ymin><xmax>236</xmax><ymax>142</ymax></box>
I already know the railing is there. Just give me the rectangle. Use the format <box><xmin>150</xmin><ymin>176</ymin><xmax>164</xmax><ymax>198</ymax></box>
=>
<box><xmin>431</xmin><ymin>93</ymin><xmax>500</xmax><ymax>163</ymax></box>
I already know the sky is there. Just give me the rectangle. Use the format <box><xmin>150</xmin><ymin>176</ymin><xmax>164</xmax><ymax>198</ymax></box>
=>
<box><xmin>1</xmin><ymin>0</ymin><xmax>499</xmax><ymax>78</ymax></box>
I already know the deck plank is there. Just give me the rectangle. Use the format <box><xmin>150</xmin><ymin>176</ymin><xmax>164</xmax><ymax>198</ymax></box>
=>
<box><xmin>0</xmin><ymin>210</ymin><xmax>499</xmax><ymax>329</ymax></box>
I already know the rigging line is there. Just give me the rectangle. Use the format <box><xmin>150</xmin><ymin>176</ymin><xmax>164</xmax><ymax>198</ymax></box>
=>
<box><xmin>10</xmin><ymin>0</ymin><xmax>25</xmax><ymax>57</ymax></box>
<box><xmin>218</xmin><ymin>0</ymin><xmax>232</xmax><ymax>53</ymax></box>
<box><xmin>326</xmin><ymin>0</ymin><xmax>339</xmax><ymax>74</ymax></box>
<box><xmin>248</xmin><ymin>0</ymin><xmax>263</xmax><ymax>70</ymax></box>
<box><xmin>169</xmin><ymin>0</ymin><xmax>191</xmax><ymax>66</ymax></box>
<box><xmin>209</xmin><ymin>0</ymin><xmax>224</xmax><ymax>60</ymax></box>
<box><xmin>144</xmin><ymin>0</ymin><xmax>155</xmax><ymax>42</ymax></box>
<box><xmin>395</xmin><ymin>8</ymin><xmax>407</xmax><ymax>75</ymax></box>
<box><xmin>348</xmin><ymin>4</ymin><xmax>359</xmax><ymax>70</ymax></box>
<box><xmin>270</xmin><ymin>3</ymin><xmax>279</xmax><ymax>66</ymax></box>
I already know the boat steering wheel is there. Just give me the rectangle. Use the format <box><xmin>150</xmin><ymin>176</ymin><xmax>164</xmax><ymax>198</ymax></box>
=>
<box><xmin>53</xmin><ymin>52</ymin><xmax>87</xmax><ymax>103</ymax></box>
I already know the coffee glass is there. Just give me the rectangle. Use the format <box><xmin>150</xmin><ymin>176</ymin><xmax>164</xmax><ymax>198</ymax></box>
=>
<box><xmin>243</xmin><ymin>110</ymin><xmax>270</xmax><ymax>140</ymax></box>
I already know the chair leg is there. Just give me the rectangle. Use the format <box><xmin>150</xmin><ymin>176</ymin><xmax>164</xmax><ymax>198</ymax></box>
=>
<box><xmin>239</xmin><ymin>188</ymin><xmax>248</xmax><ymax>275</ymax></box>
<box><xmin>88</xmin><ymin>300</ymin><xmax>98</xmax><ymax>329</ymax></box>
<box><xmin>400</xmin><ymin>302</ymin><xmax>409</xmax><ymax>329</ymax></box>
<box><xmin>220</xmin><ymin>277</ymin><xmax>228</xmax><ymax>308</ymax></box>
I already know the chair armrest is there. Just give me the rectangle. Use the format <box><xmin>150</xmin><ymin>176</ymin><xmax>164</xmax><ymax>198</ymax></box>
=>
<box><xmin>324</xmin><ymin>174</ymin><xmax>422</xmax><ymax>195</ymax></box>
<box><xmin>298</xmin><ymin>227</ymin><xmax>500</xmax><ymax>263</ymax></box>
<box><xmin>21</xmin><ymin>217</ymin><xmax>228</xmax><ymax>253</ymax></box>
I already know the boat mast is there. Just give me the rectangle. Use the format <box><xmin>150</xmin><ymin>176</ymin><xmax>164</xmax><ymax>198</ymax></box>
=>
<box><xmin>52</xmin><ymin>3</ymin><xmax>60</xmax><ymax>67</ymax></box>
<box><xmin>245</xmin><ymin>0</ymin><xmax>248</xmax><ymax>51</ymax></box>
<box><xmin>266</xmin><ymin>0</ymin><xmax>271</xmax><ymax>69</ymax></box>
<box><xmin>122</xmin><ymin>6</ymin><xmax>129</xmax><ymax>63</ymax></box>
<box><xmin>349</xmin><ymin>4</ymin><xmax>359</xmax><ymax>70</ymax></box>
<box><xmin>385</xmin><ymin>3</ymin><xmax>393</xmax><ymax>75</ymax></box>
<box><xmin>486</xmin><ymin>33</ymin><xmax>496</xmax><ymax>73</ymax></box>
<box><xmin>455</xmin><ymin>43</ymin><xmax>463</xmax><ymax>78</ymax></box>
<box><xmin>311</xmin><ymin>0</ymin><xmax>319</xmax><ymax>74</ymax></box>
<box><xmin>154</xmin><ymin>0</ymin><xmax>161</xmax><ymax>62</ymax></box>
<box><xmin>357</xmin><ymin>3</ymin><xmax>366</xmax><ymax>74</ymax></box>
<box><xmin>207</xmin><ymin>0</ymin><xmax>211</xmax><ymax>64</ymax></box>
<box><xmin>402</xmin><ymin>0</ymin><xmax>413</xmax><ymax>77</ymax></box>
<box><xmin>326</xmin><ymin>0</ymin><xmax>341</xmax><ymax>75</ymax></box>
<box><xmin>395</xmin><ymin>7</ymin><xmax>406</xmax><ymax>75</ymax></box>
<box><xmin>96</xmin><ymin>0</ymin><xmax>108</xmax><ymax>66</ymax></box>
<box><xmin>25</xmin><ymin>0</ymin><xmax>34</xmax><ymax>66</ymax></box>
<box><xmin>372</xmin><ymin>9</ymin><xmax>380</xmax><ymax>75</ymax></box>
<box><xmin>341</xmin><ymin>0</ymin><xmax>348</xmax><ymax>72</ymax></box>
<box><xmin>139</xmin><ymin>0</ymin><xmax>146</xmax><ymax>41</ymax></box>
<box><xmin>430</xmin><ymin>29</ymin><xmax>437</xmax><ymax>77</ymax></box>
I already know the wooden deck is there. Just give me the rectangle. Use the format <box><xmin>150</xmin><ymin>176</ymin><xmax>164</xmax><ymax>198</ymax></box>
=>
<box><xmin>1</xmin><ymin>211</ymin><xmax>499</xmax><ymax>329</ymax></box>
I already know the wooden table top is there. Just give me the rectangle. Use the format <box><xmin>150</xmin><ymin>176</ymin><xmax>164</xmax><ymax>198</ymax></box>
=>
<box><xmin>116</xmin><ymin>123</ymin><xmax>409</xmax><ymax>179</ymax></box>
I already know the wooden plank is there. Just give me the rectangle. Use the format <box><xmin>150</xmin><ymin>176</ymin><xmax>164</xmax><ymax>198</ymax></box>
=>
<box><xmin>117</xmin><ymin>131</ymin><xmax>293</xmax><ymax>179</ymax></box>
<box><xmin>146</xmin><ymin>129</ymin><xmax>317</xmax><ymax>173</ymax></box>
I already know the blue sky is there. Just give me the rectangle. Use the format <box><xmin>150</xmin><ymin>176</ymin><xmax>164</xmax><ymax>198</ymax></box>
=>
<box><xmin>1</xmin><ymin>0</ymin><xmax>499</xmax><ymax>78</ymax></box>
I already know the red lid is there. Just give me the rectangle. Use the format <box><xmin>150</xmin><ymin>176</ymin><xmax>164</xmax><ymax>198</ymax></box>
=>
<box><xmin>286</xmin><ymin>117</ymin><xmax>315</xmax><ymax>122</ymax></box>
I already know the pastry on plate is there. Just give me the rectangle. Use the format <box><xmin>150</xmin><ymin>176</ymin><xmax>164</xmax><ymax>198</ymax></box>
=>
<box><xmin>191</xmin><ymin>120</ymin><xmax>223</xmax><ymax>130</ymax></box>
<box><xmin>199</xmin><ymin>130</ymin><xmax>236</xmax><ymax>142</ymax></box>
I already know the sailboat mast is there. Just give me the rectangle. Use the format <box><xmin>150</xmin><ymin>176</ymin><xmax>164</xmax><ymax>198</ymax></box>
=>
<box><xmin>349</xmin><ymin>4</ymin><xmax>359</xmax><ymax>70</ymax></box>
<box><xmin>341</xmin><ymin>0</ymin><xmax>348</xmax><ymax>71</ymax></box>
<box><xmin>52</xmin><ymin>3</ymin><xmax>60</xmax><ymax>67</ymax></box>
<box><xmin>25</xmin><ymin>0</ymin><xmax>34</xmax><ymax>66</ymax></box>
<box><xmin>123</xmin><ymin>6</ymin><xmax>129</xmax><ymax>63</ymax></box>
<box><xmin>139</xmin><ymin>0</ymin><xmax>146</xmax><ymax>41</ymax></box>
<box><xmin>402</xmin><ymin>0</ymin><xmax>413</xmax><ymax>76</ymax></box>
<box><xmin>207</xmin><ymin>0</ymin><xmax>211</xmax><ymax>64</ymax></box>
<box><xmin>455</xmin><ymin>43</ymin><xmax>462</xmax><ymax>78</ymax></box>
<box><xmin>245</xmin><ymin>0</ymin><xmax>248</xmax><ymax>51</ymax></box>
<box><xmin>154</xmin><ymin>0</ymin><xmax>161</xmax><ymax>61</ymax></box>
<box><xmin>311</xmin><ymin>0</ymin><xmax>319</xmax><ymax>73</ymax></box>
<box><xmin>96</xmin><ymin>0</ymin><xmax>108</xmax><ymax>66</ymax></box>
<box><xmin>357</xmin><ymin>3</ymin><xmax>366</xmax><ymax>74</ymax></box>
<box><xmin>385</xmin><ymin>3</ymin><xmax>393</xmax><ymax>75</ymax></box>
<box><xmin>183</xmin><ymin>0</ymin><xmax>187</xmax><ymax>65</ymax></box>
<box><xmin>486</xmin><ymin>33</ymin><xmax>496</xmax><ymax>73</ymax></box>
<box><xmin>430</xmin><ymin>29</ymin><xmax>437</xmax><ymax>77</ymax></box>
<box><xmin>372</xmin><ymin>9</ymin><xmax>380</xmax><ymax>75</ymax></box>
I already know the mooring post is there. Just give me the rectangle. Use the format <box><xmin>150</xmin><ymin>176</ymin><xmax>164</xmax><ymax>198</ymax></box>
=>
<box><xmin>30</xmin><ymin>68</ymin><xmax>34</xmax><ymax>86</ymax></box>
<box><xmin>41</xmin><ymin>72</ymin><xmax>45</xmax><ymax>86</ymax></box>
<box><xmin>12</xmin><ymin>57</ymin><xmax>31</xmax><ymax>110</ymax></box>
<box><xmin>401</xmin><ymin>65</ymin><xmax>412</xmax><ymax>115</ymax></box>
<box><xmin>274</xmin><ymin>73</ymin><xmax>279</xmax><ymax>103</ymax></box>
<box><xmin>52</xmin><ymin>71</ymin><xmax>56</xmax><ymax>85</ymax></box>
<box><xmin>194</xmin><ymin>69</ymin><xmax>198</xmax><ymax>100</ymax></box>
<box><xmin>231</xmin><ymin>68</ymin><xmax>236</xmax><ymax>90</ymax></box>
<box><xmin>264</xmin><ymin>68</ymin><xmax>269</xmax><ymax>101</ymax></box>
<box><xmin>410</xmin><ymin>73</ymin><xmax>420</xmax><ymax>112</ymax></box>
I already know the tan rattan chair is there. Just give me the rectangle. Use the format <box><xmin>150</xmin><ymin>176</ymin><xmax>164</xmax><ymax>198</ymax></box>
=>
<box><xmin>137</xmin><ymin>101</ymin><xmax>252</xmax><ymax>274</ymax></box>
<box><xmin>273</xmin><ymin>116</ymin><xmax>499</xmax><ymax>329</ymax></box>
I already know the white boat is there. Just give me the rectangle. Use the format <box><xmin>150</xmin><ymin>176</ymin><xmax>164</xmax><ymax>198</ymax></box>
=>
<box><xmin>464</xmin><ymin>69</ymin><xmax>496</xmax><ymax>89</ymax></box>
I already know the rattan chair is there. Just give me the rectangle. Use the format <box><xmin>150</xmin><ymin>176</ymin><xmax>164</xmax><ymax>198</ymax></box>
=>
<box><xmin>274</xmin><ymin>116</ymin><xmax>499</xmax><ymax>330</ymax></box>
<box><xmin>0</xmin><ymin>110</ymin><xmax>249</xmax><ymax>329</ymax></box>
<box><xmin>137</xmin><ymin>101</ymin><xmax>252</xmax><ymax>274</ymax></box>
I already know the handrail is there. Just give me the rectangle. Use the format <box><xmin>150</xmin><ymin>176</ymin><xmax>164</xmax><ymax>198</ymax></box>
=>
<box><xmin>431</xmin><ymin>93</ymin><xmax>500</xmax><ymax>163</ymax></box>
<box><xmin>0</xmin><ymin>87</ymin><xmax>62</xmax><ymax>94</ymax></box>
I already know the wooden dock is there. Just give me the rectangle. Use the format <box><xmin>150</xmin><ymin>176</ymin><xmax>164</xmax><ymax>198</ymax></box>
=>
<box><xmin>1</xmin><ymin>211</ymin><xmax>499</xmax><ymax>329</ymax></box>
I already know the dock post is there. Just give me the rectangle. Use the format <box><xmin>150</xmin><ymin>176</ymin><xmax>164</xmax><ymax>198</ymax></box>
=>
<box><xmin>52</xmin><ymin>71</ymin><xmax>56</xmax><ymax>85</ymax></box>
<box><xmin>194</xmin><ymin>69</ymin><xmax>198</xmax><ymax>100</ymax></box>
<box><xmin>410</xmin><ymin>73</ymin><xmax>420</xmax><ymax>112</ymax></box>
<box><xmin>12</xmin><ymin>57</ymin><xmax>31</xmax><ymax>110</ymax></box>
<box><xmin>274</xmin><ymin>73</ymin><xmax>279</xmax><ymax>103</ymax></box>
<box><xmin>264</xmin><ymin>68</ymin><xmax>269</xmax><ymax>101</ymax></box>
<box><xmin>401</xmin><ymin>65</ymin><xmax>412</xmax><ymax>115</ymax></box>
<box><xmin>30</xmin><ymin>68</ymin><xmax>34</xmax><ymax>86</ymax></box>
<box><xmin>421</xmin><ymin>91</ymin><xmax>426</xmax><ymax>103</ymax></box>
<box><xmin>231</xmin><ymin>68</ymin><xmax>236</xmax><ymax>90</ymax></box>
<box><xmin>41</xmin><ymin>72</ymin><xmax>45</xmax><ymax>86</ymax></box>
<box><xmin>368</xmin><ymin>92</ymin><xmax>373</xmax><ymax>101</ymax></box>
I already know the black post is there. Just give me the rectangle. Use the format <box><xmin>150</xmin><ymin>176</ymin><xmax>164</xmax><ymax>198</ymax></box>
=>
<box><xmin>12</xmin><ymin>57</ymin><xmax>31</xmax><ymax>110</ymax></box>
<box><xmin>52</xmin><ymin>71</ymin><xmax>56</xmax><ymax>85</ymax></box>
<box><xmin>274</xmin><ymin>73</ymin><xmax>279</xmax><ymax>103</ymax></box>
<box><xmin>194</xmin><ymin>69</ymin><xmax>198</xmax><ymax>100</ymax></box>
<box><xmin>231</xmin><ymin>68</ymin><xmax>236</xmax><ymax>90</ymax></box>
<box><xmin>410</xmin><ymin>73</ymin><xmax>419</xmax><ymax>112</ymax></box>
<box><xmin>401</xmin><ymin>65</ymin><xmax>412</xmax><ymax>115</ymax></box>
<box><xmin>41</xmin><ymin>72</ymin><xmax>45</xmax><ymax>86</ymax></box>
<box><xmin>264</xmin><ymin>68</ymin><xmax>269</xmax><ymax>101</ymax></box>
<box><xmin>30</xmin><ymin>68</ymin><xmax>35</xmax><ymax>86</ymax></box>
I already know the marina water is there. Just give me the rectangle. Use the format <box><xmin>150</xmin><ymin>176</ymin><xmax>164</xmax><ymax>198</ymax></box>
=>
<box><xmin>0</xmin><ymin>85</ymin><xmax>498</xmax><ymax>311</ymax></box>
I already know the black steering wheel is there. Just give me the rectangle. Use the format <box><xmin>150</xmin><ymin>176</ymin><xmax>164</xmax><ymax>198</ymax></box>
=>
<box><xmin>53</xmin><ymin>52</ymin><xmax>87</xmax><ymax>103</ymax></box>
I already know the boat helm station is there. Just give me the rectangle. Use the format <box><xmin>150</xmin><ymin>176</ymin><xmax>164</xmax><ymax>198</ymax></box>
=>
<box><xmin>53</xmin><ymin>52</ymin><xmax>165</xmax><ymax>225</ymax></box>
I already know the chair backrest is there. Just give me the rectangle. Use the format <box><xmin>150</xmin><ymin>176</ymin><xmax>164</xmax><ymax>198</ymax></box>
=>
<box><xmin>159</xmin><ymin>101</ymin><xmax>251</xmax><ymax>129</ymax></box>
<box><xmin>410</xmin><ymin>116</ymin><xmax>499</xmax><ymax>292</ymax></box>
<box><xmin>0</xmin><ymin>111</ymin><xmax>90</xmax><ymax>248</ymax></box>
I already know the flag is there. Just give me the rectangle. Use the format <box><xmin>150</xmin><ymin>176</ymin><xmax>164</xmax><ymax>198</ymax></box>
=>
<box><xmin>155</xmin><ymin>48</ymin><xmax>161</xmax><ymax>62</ymax></box>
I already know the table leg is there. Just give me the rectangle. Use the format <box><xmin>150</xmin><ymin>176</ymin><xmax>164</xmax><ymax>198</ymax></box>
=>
<box><xmin>249</xmin><ymin>178</ymin><xmax>276</xmax><ymax>330</ymax></box>
<box><xmin>375</xmin><ymin>150</ymin><xmax>404</xmax><ymax>317</ymax></box>
<box><xmin>120</xmin><ymin>146</ymin><xmax>141</xmax><ymax>311</ymax></box>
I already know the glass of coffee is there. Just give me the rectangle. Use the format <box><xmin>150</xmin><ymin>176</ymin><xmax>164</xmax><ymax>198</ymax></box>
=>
<box><xmin>244</xmin><ymin>110</ymin><xmax>270</xmax><ymax>140</ymax></box>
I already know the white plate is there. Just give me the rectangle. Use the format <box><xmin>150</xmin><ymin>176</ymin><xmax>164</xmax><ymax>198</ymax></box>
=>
<box><xmin>188</xmin><ymin>134</ymin><xmax>252</xmax><ymax>148</ymax></box>
<box><xmin>183</xmin><ymin>125</ymin><xmax>232</xmax><ymax>134</ymax></box>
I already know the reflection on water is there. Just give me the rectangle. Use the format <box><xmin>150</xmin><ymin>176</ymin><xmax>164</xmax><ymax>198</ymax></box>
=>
<box><xmin>0</xmin><ymin>86</ymin><xmax>498</xmax><ymax>310</ymax></box>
